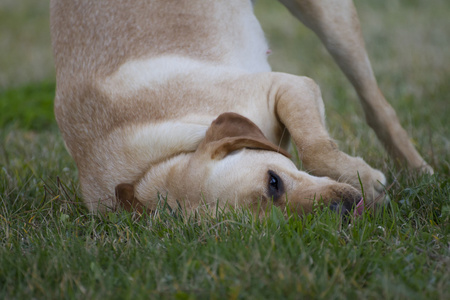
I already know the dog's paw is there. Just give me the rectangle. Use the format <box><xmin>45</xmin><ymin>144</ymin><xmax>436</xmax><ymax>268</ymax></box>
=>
<box><xmin>342</xmin><ymin>157</ymin><xmax>387</xmax><ymax>207</ymax></box>
<box><xmin>364</xmin><ymin>168</ymin><xmax>388</xmax><ymax>205</ymax></box>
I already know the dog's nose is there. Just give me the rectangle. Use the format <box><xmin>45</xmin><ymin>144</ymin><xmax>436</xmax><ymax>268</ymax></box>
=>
<box><xmin>329</xmin><ymin>201</ymin><xmax>354</xmax><ymax>216</ymax></box>
<box><xmin>329</xmin><ymin>190</ymin><xmax>362</xmax><ymax>217</ymax></box>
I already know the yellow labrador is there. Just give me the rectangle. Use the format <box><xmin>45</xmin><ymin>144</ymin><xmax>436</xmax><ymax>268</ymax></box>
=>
<box><xmin>50</xmin><ymin>0</ymin><xmax>431</xmax><ymax>215</ymax></box>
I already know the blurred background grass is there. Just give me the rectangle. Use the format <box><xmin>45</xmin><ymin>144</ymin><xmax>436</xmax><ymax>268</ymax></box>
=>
<box><xmin>0</xmin><ymin>0</ymin><xmax>54</xmax><ymax>131</ymax></box>
<box><xmin>0</xmin><ymin>0</ymin><xmax>448</xmax><ymax>170</ymax></box>
<box><xmin>0</xmin><ymin>0</ymin><xmax>53</xmax><ymax>89</ymax></box>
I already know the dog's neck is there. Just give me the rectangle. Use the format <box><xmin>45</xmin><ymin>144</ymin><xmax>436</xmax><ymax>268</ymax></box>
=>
<box><xmin>134</xmin><ymin>153</ymin><xmax>194</xmax><ymax>209</ymax></box>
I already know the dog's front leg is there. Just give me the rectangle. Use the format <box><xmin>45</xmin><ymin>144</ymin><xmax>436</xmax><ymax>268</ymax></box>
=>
<box><xmin>278</xmin><ymin>0</ymin><xmax>432</xmax><ymax>173</ymax></box>
<box><xmin>268</xmin><ymin>73</ymin><xmax>386</xmax><ymax>206</ymax></box>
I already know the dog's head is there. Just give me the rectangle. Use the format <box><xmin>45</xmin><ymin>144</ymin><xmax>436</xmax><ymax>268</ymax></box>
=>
<box><xmin>116</xmin><ymin>112</ymin><xmax>362</xmax><ymax>215</ymax></box>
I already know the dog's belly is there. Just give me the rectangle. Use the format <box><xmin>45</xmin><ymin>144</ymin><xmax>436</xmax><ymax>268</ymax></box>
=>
<box><xmin>221</xmin><ymin>2</ymin><xmax>272</xmax><ymax>73</ymax></box>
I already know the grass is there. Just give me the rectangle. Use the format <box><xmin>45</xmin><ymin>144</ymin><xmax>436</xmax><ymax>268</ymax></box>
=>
<box><xmin>0</xmin><ymin>0</ymin><xmax>53</xmax><ymax>89</ymax></box>
<box><xmin>0</xmin><ymin>81</ymin><xmax>55</xmax><ymax>131</ymax></box>
<box><xmin>1</xmin><ymin>0</ymin><xmax>449</xmax><ymax>299</ymax></box>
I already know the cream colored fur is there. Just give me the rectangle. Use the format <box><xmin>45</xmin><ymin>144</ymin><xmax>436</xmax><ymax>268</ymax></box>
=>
<box><xmin>50</xmin><ymin>0</ymin><xmax>431</xmax><ymax>214</ymax></box>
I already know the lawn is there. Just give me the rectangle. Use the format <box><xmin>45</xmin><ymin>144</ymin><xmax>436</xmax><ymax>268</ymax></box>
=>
<box><xmin>1</xmin><ymin>0</ymin><xmax>449</xmax><ymax>299</ymax></box>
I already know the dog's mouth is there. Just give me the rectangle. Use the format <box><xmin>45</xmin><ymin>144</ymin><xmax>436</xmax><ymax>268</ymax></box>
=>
<box><xmin>353</xmin><ymin>181</ymin><xmax>393</xmax><ymax>217</ymax></box>
<box><xmin>353</xmin><ymin>198</ymin><xmax>365</xmax><ymax>216</ymax></box>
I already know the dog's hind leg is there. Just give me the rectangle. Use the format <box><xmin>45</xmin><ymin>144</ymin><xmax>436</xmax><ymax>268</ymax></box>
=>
<box><xmin>278</xmin><ymin>0</ymin><xmax>433</xmax><ymax>173</ymax></box>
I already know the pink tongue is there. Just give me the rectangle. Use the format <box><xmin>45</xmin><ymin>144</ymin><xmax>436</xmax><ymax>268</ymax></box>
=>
<box><xmin>354</xmin><ymin>198</ymin><xmax>365</xmax><ymax>216</ymax></box>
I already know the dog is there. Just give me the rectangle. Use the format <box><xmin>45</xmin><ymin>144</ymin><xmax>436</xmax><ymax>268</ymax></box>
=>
<box><xmin>50</xmin><ymin>0</ymin><xmax>432</xmax><ymax>215</ymax></box>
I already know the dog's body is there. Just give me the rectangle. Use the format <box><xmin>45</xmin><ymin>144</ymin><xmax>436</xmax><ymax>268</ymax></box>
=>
<box><xmin>50</xmin><ymin>0</ymin><xmax>431</xmax><ymax>214</ymax></box>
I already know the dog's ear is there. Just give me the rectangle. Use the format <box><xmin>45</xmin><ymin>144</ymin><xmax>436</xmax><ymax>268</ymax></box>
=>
<box><xmin>115</xmin><ymin>183</ymin><xmax>149</xmax><ymax>214</ymax></box>
<box><xmin>199</xmin><ymin>112</ymin><xmax>291</xmax><ymax>159</ymax></box>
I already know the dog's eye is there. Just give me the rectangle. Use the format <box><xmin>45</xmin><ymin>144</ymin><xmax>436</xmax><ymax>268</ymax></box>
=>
<box><xmin>269</xmin><ymin>173</ymin><xmax>279</xmax><ymax>191</ymax></box>
<box><xmin>268</xmin><ymin>170</ymin><xmax>283</xmax><ymax>201</ymax></box>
